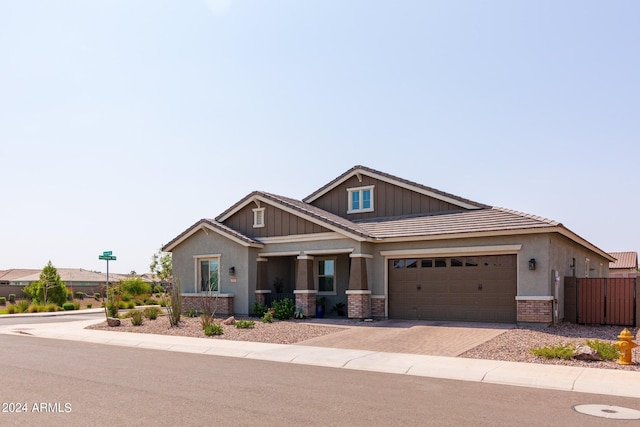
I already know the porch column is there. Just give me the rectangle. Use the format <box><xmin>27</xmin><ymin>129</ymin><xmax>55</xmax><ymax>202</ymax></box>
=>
<box><xmin>254</xmin><ymin>258</ymin><xmax>270</xmax><ymax>308</ymax></box>
<box><xmin>346</xmin><ymin>254</ymin><xmax>372</xmax><ymax>319</ymax></box>
<box><xmin>294</xmin><ymin>255</ymin><xmax>317</xmax><ymax>317</ymax></box>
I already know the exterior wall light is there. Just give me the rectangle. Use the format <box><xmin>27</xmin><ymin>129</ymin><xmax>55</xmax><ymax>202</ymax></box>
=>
<box><xmin>228</xmin><ymin>266</ymin><xmax>236</xmax><ymax>276</ymax></box>
<box><xmin>529</xmin><ymin>258</ymin><xmax>536</xmax><ymax>271</ymax></box>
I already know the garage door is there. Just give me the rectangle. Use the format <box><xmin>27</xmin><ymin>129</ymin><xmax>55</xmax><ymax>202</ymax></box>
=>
<box><xmin>388</xmin><ymin>255</ymin><xmax>517</xmax><ymax>322</ymax></box>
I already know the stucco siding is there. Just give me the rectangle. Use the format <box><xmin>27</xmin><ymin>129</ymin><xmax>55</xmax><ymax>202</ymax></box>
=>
<box><xmin>171</xmin><ymin>228</ymin><xmax>252</xmax><ymax>315</ymax></box>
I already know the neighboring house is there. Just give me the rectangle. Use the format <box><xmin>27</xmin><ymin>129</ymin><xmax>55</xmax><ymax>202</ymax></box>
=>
<box><xmin>163</xmin><ymin>165</ymin><xmax>614</xmax><ymax>325</ymax></box>
<box><xmin>608</xmin><ymin>252</ymin><xmax>638</xmax><ymax>278</ymax></box>
<box><xmin>0</xmin><ymin>268</ymin><xmax>152</xmax><ymax>298</ymax></box>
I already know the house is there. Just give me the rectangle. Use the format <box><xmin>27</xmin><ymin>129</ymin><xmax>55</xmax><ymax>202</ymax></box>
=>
<box><xmin>0</xmin><ymin>268</ymin><xmax>151</xmax><ymax>298</ymax></box>
<box><xmin>163</xmin><ymin>165</ymin><xmax>614</xmax><ymax>325</ymax></box>
<box><xmin>608</xmin><ymin>252</ymin><xmax>638</xmax><ymax>279</ymax></box>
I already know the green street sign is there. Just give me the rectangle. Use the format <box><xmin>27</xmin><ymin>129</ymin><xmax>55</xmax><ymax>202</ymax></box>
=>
<box><xmin>99</xmin><ymin>255</ymin><xmax>116</xmax><ymax>261</ymax></box>
<box><xmin>103</xmin><ymin>251</ymin><xmax>112</xmax><ymax>256</ymax></box>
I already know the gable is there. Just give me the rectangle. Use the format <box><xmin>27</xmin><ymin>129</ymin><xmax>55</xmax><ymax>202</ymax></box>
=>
<box><xmin>222</xmin><ymin>199</ymin><xmax>332</xmax><ymax>238</ymax></box>
<box><xmin>307</xmin><ymin>171</ymin><xmax>475</xmax><ymax>221</ymax></box>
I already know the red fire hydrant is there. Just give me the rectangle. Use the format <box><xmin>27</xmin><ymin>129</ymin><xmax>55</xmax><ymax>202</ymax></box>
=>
<box><xmin>614</xmin><ymin>328</ymin><xmax>638</xmax><ymax>365</ymax></box>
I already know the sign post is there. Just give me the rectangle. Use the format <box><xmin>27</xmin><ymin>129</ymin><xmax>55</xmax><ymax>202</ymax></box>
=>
<box><xmin>98</xmin><ymin>251</ymin><xmax>117</xmax><ymax>309</ymax></box>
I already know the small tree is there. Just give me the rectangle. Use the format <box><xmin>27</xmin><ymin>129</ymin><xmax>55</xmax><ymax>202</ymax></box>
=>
<box><xmin>150</xmin><ymin>249</ymin><xmax>172</xmax><ymax>282</ymax></box>
<box><xmin>121</xmin><ymin>277</ymin><xmax>151</xmax><ymax>296</ymax></box>
<box><xmin>24</xmin><ymin>261</ymin><xmax>68</xmax><ymax>306</ymax></box>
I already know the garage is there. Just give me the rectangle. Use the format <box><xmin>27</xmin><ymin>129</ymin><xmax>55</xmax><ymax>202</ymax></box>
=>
<box><xmin>388</xmin><ymin>255</ymin><xmax>517</xmax><ymax>322</ymax></box>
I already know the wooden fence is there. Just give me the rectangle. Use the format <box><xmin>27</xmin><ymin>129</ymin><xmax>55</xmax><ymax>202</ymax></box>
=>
<box><xmin>564</xmin><ymin>277</ymin><xmax>636</xmax><ymax>326</ymax></box>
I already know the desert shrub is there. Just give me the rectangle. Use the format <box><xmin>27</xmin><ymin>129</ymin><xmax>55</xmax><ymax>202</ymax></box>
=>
<box><xmin>42</xmin><ymin>303</ymin><xmax>56</xmax><ymax>312</ymax></box>
<box><xmin>16</xmin><ymin>300</ymin><xmax>30</xmax><ymax>313</ymax></box>
<box><xmin>586</xmin><ymin>339</ymin><xmax>619</xmax><ymax>360</ymax></box>
<box><xmin>144</xmin><ymin>298</ymin><xmax>159</xmax><ymax>306</ymax></box>
<box><xmin>73</xmin><ymin>301</ymin><xmax>80</xmax><ymax>310</ymax></box>
<box><xmin>107</xmin><ymin>302</ymin><xmax>119</xmax><ymax>318</ymax></box>
<box><xmin>8</xmin><ymin>294</ymin><xmax>16</xmax><ymax>303</ymax></box>
<box><xmin>165</xmin><ymin>281</ymin><xmax>182</xmax><ymax>327</ymax></box>
<box><xmin>131</xmin><ymin>310</ymin><xmax>144</xmax><ymax>326</ymax></box>
<box><xmin>75</xmin><ymin>292</ymin><xmax>84</xmax><ymax>300</ymax></box>
<box><xmin>118</xmin><ymin>301</ymin><xmax>127</xmax><ymax>309</ymax></box>
<box><xmin>121</xmin><ymin>293</ymin><xmax>132</xmax><ymax>302</ymax></box>
<box><xmin>133</xmin><ymin>299</ymin><xmax>144</xmax><ymax>306</ymax></box>
<box><xmin>62</xmin><ymin>302</ymin><xmax>76</xmax><ymax>311</ymax></box>
<box><xmin>185</xmin><ymin>308</ymin><xmax>199</xmax><ymax>318</ymax></box>
<box><xmin>531</xmin><ymin>343</ymin><xmax>576</xmax><ymax>360</ymax></box>
<box><xmin>159</xmin><ymin>299</ymin><xmax>167</xmax><ymax>307</ymax></box>
<box><xmin>252</xmin><ymin>301</ymin><xmax>269</xmax><ymax>317</ymax></box>
<box><xmin>121</xmin><ymin>277</ymin><xmax>152</xmax><ymax>297</ymax></box>
<box><xmin>153</xmin><ymin>285</ymin><xmax>165</xmax><ymax>294</ymax></box>
<box><xmin>261</xmin><ymin>311</ymin><xmax>273</xmax><ymax>323</ymax></box>
<box><xmin>203</xmin><ymin>323</ymin><xmax>223</xmax><ymax>336</ymax></box>
<box><xmin>0</xmin><ymin>297</ymin><xmax>5</xmax><ymax>305</ymax></box>
<box><xmin>143</xmin><ymin>306</ymin><xmax>160</xmax><ymax>320</ymax></box>
<box><xmin>86</xmin><ymin>302</ymin><xmax>92</xmax><ymax>309</ymax></box>
<box><xmin>94</xmin><ymin>292</ymin><xmax>101</xmax><ymax>300</ymax></box>
<box><xmin>272</xmin><ymin>298</ymin><xmax>295</xmax><ymax>320</ymax></box>
<box><xmin>235</xmin><ymin>319</ymin><xmax>255</xmax><ymax>329</ymax></box>
<box><xmin>7</xmin><ymin>305</ymin><xmax>18</xmax><ymax>314</ymax></box>
<box><xmin>27</xmin><ymin>304</ymin><xmax>41</xmax><ymax>313</ymax></box>
<box><xmin>126</xmin><ymin>301</ymin><xmax>136</xmax><ymax>309</ymax></box>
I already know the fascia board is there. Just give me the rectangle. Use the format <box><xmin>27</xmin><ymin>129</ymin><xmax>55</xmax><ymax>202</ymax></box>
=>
<box><xmin>380</xmin><ymin>244</ymin><xmax>523</xmax><ymax>258</ymax></box>
<box><xmin>163</xmin><ymin>222</ymin><xmax>263</xmax><ymax>252</ymax></box>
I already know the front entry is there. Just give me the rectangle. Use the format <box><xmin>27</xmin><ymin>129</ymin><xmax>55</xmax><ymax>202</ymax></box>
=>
<box><xmin>388</xmin><ymin>255</ymin><xmax>517</xmax><ymax>322</ymax></box>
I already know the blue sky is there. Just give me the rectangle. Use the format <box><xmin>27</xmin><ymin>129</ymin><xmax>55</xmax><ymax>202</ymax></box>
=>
<box><xmin>1</xmin><ymin>0</ymin><xmax>638</xmax><ymax>274</ymax></box>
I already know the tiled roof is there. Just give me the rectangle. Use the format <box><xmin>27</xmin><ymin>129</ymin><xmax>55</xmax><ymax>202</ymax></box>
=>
<box><xmin>609</xmin><ymin>252</ymin><xmax>638</xmax><ymax>270</ymax></box>
<box><xmin>4</xmin><ymin>269</ymin><xmax>131</xmax><ymax>283</ymax></box>
<box><xmin>303</xmin><ymin>165</ymin><xmax>490</xmax><ymax>209</ymax></box>
<box><xmin>0</xmin><ymin>269</ymin><xmax>41</xmax><ymax>281</ymax></box>
<box><xmin>356</xmin><ymin>207</ymin><xmax>560</xmax><ymax>238</ymax></box>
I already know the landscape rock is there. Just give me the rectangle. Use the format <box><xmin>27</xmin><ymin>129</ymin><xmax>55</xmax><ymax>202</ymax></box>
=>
<box><xmin>107</xmin><ymin>317</ymin><xmax>121</xmax><ymax>327</ymax></box>
<box><xmin>223</xmin><ymin>316</ymin><xmax>236</xmax><ymax>325</ymax></box>
<box><xmin>573</xmin><ymin>345</ymin><xmax>601</xmax><ymax>361</ymax></box>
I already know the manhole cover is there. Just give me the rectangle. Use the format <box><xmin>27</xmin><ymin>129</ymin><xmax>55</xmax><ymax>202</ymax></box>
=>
<box><xmin>574</xmin><ymin>404</ymin><xmax>640</xmax><ymax>420</ymax></box>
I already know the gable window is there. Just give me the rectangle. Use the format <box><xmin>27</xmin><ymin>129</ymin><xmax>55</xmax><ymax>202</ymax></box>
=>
<box><xmin>199</xmin><ymin>258</ymin><xmax>220</xmax><ymax>293</ymax></box>
<box><xmin>347</xmin><ymin>185</ymin><xmax>374</xmax><ymax>214</ymax></box>
<box><xmin>317</xmin><ymin>258</ymin><xmax>336</xmax><ymax>294</ymax></box>
<box><xmin>253</xmin><ymin>208</ymin><xmax>265</xmax><ymax>228</ymax></box>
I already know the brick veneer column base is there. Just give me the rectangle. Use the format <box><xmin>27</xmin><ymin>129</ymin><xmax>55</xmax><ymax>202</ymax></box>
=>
<box><xmin>254</xmin><ymin>291</ymin><xmax>271</xmax><ymax>307</ymax></box>
<box><xmin>182</xmin><ymin>295</ymin><xmax>234</xmax><ymax>317</ymax></box>
<box><xmin>346</xmin><ymin>291</ymin><xmax>371</xmax><ymax>319</ymax></box>
<box><xmin>371</xmin><ymin>296</ymin><xmax>386</xmax><ymax>319</ymax></box>
<box><xmin>517</xmin><ymin>299</ymin><xmax>553</xmax><ymax>324</ymax></box>
<box><xmin>294</xmin><ymin>291</ymin><xmax>317</xmax><ymax>317</ymax></box>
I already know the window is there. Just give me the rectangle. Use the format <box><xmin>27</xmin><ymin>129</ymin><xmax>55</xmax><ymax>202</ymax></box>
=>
<box><xmin>317</xmin><ymin>258</ymin><xmax>335</xmax><ymax>293</ymax></box>
<box><xmin>199</xmin><ymin>258</ymin><xmax>219</xmax><ymax>292</ymax></box>
<box><xmin>253</xmin><ymin>208</ymin><xmax>265</xmax><ymax>228</ymax></box>
<box><xmin>347</xmin><ymin>186</ymin><xmax>374</xmax><ymax>213</ymax></box>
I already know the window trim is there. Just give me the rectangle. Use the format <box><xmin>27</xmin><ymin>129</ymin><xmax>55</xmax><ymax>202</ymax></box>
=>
<box><xmin>253</xmin><ymin>207</ymin><xmax>265</xmax><ymax>228</ymax></box>
<box><xmin>316</xmin><ymin>256</ymin><xmax>337</xmax><ymax>295</ymax></box>
<box><xmin>347</xmin><ymin>185</ymin><xmax>374</xmax><ymax>214</ymax></box>
<box><xmin>194</xmin><ymin>255</ymin><xmax>221</xmax><ymax>294</ymax></box>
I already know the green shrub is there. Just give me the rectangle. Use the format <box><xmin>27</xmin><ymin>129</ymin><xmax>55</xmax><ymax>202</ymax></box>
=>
<box><xmin>133</xmin><ymin>299</ymin><xmax>144</xmax><ymax>306</ymax></box>
<box><xmin>143</xmin><ymin>306</ymin><xmax>160</xmax><ymax>320</ymax></box>
<box><xmin>252</xmin><ymin>301</ymin><xmax>269</xmax><ymax>317</ymax></box>
<box><xmin>62</xmin><ymin>302</ymin><xmax>76</xmax><ymax>311</ymax></box>
<box><xmin>235</xmin><ymin>319</ymin><xmax>255</xmax><ymax>329</ymax></box>
<box><xmin>159</xmin><ymin>299</ymin><xmax>167</xmax><ymax>307</ymax></box>
<box><xmin>121</xmin><ymin>277</ymin><xmax>152</xmax><ymax>297</ymax></box>
<box><xmin>531</xmin><ymin>343</ymin><xmax>576</xmax><ymax>360</ymax></box>
<box><xmin>118</xmin><ymin>301</ymin><xmax>127</xmax><ymax>309</ymax></box>
<box><xmin>44</xmin><ymin>303</ymin><xmax>57</xmax><ymax>312</ymax></box>
<box><xmin>121</xmin><ymin>293</ymin><xmax>132</xmax><ymax>302</ymax></box>
<box><xmin>586</xmin><ymin>339</ymin><xmax>620</xmax><ymax>360</ymax></box>
<box><xmin>107</xmin><ymin>302</ymin><xmax>119</xmax><ymax>318</ymax></box>
<box><xmin>7</xmin><ymin>305</ymin><xmax>18</xmax><ymax>314</ymax></box>
<box><xmin>16</xmin><ymin>300</ymin><xmax>30</xmax><ymax>313</ymax></box>
<box><xmin>261</xmin><ymin>311</ymin><xmax>273</xmax><ymax>323</ymax></box>
<box><xmin>75</xmin><ymin>292</ymin><xmax>84</xmax><ymax>299</ymax></box>
<box><xmin>86</xmin><ymin>302</ymin><xmax>92</xmax><ymax>309</ymax></box>
<box><xmin>272</xmin><ymin>298</ymin><xmax>295</xmax><ymax>320</ymax></box>
<box><xmin>0</xmin><ymin>297</ymin><xmax>5</xmax><ymax>305</ymax></box>
<box><xmin>8</xmin><ymin>294</ymin><xmax>16</xmax><ymax>303</ymax></box>
<box><xmin>131</xmin><ymin>310</ymin><xmax>144</xmax><ymax>326</ymax></box>
<box><xmin>94</xmin><ymin>292</ymin><xmax>101</xmax><ymax>300</ymax></box>
<box><xmin>144</xmin><ymin>298</ymin><xmax>159</xmax><ymax>306</ymax></box>
<box><xmin>153</xmin><ymin>285</ymin><xmax>164</xmax><ymax>294</ymax></box>
<box><xmin>204</xmin><ymin>323</ymin><xmax>223</xmax><ymax>336</ymax></box>
<box><xmin>126</xmin><ymin>301</ymin><xmax>136</xmax><ymax>309</ymax></box>
<box><xmin>185</xmin><ymin>308</ymin><xmax>198</xmax><ymax>318</ymax></box>
<box><xmin>27</xmin><ymin>304</ymin><xmax>41</xmax><ymax>313</ymax></box>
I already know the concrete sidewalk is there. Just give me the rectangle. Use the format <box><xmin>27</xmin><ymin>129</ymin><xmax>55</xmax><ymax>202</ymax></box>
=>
<box><xmin>1</xmin><ymin>317</ymin><xmax>639</xmax><ymax>399</ymax></box>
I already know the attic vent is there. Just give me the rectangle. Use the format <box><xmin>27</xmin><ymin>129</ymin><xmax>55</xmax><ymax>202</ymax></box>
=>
<box><xmin>253</xmin><ymin>208</ymin><xmax>265</xmax><ymax>228</ymax></box>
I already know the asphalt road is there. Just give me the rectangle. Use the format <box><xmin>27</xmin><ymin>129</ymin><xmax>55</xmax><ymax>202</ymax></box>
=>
<box><xmin>1</xmin><ymin>335</ymin><xmax>639</xmax><ymax>426</ymax></box>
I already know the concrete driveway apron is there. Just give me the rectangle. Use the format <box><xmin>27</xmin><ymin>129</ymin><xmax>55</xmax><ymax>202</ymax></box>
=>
<box><xmin>298</xmin><ymin>320</ymin><xmax>514</xmax><ymax>356</ymax></box>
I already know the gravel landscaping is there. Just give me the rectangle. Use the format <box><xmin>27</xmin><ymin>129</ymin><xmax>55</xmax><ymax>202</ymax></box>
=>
<box><xmin>87</xmin><ymin>314</ymin><xmax>639</xmax><ymax>371</ymax></box>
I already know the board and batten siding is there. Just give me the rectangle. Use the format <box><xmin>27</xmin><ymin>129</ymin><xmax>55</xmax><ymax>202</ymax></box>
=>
<box><xmin>311</xmin><ymin>175</ymin><xmax>464</xmax><ymax>220</ymax></box>
<box><xmin>223</xmin><ymin>202</ymin><xmax>331</xmax><ymax>238</ymax></box>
